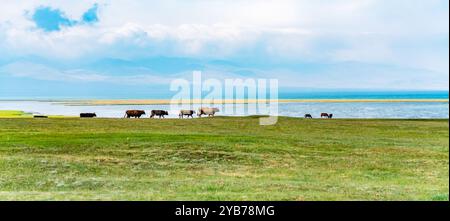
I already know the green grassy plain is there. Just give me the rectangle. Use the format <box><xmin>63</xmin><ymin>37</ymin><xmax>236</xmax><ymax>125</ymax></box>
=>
<box><xmin>0</xmin><ymin>116</ymin><xmax>448</xmax><ymax>200</ymax></box>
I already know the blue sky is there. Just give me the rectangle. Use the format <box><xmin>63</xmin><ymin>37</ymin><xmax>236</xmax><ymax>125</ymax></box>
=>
<box><xmin>0</xmin><ymin>0</ymin><xmax>448</xmax><ymax>98</ymax></box>
<box><xmin>31</xmin><ymin>3</ymin><xmax>98</xmax><ymax>32</ymax></box>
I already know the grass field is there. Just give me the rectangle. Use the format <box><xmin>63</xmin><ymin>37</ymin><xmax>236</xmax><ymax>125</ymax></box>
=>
<box><xmin>0</xmin><ymin>115</ymin><xmax>448</xmax><ymax>200</ymax></box>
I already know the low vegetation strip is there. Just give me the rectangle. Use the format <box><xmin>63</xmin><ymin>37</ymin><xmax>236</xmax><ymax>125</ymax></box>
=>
<box><xmin>0</xmin><ymin>117</ymin><xmax>448</xmax><ymax>200</ymax></box>
<box><xmin>0</xmin><ymin>110</ymin><xmax>32</xmax><ymax>118</ymax></box>
<box><xmin>0</xmin><ymin>110</ymin><xmax>73</xmax><ymax>119</ymax></box>
<box><xmin>56</xmin><ymin>99</ymin><xmax>450</xmax><ymax>106</ymax></box>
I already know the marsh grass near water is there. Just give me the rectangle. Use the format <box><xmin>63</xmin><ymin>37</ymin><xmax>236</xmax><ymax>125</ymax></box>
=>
<box><xmin>0</xmin><ymin>116</ymin><xmax>448</xmax><ymax>200</ymax></box>
<box><xmin>0</xmin><ymin>110</ymin><xmax>32</xmax><ymax>118</ymax></box>
<box><xmin>0</xmin><ymin>110</ymin><xmax>71</xmax><ymax>119</ymax></box>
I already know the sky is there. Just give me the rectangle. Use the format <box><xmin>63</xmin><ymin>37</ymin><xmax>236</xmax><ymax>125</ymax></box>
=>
<box><xmin>0</xmin><ymin>0</ymin><xmax>448</xmax><ymax>98</ymax></box>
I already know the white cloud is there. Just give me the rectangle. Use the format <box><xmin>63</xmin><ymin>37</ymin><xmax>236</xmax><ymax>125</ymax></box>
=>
<box><xmin>0</xmin><ymin>0</ymin><xmax>448</xmax><ymax>90</ymax></box>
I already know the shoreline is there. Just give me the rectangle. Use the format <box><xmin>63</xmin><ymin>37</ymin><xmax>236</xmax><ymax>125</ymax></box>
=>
<box><xmin>50</xmin><ymin>98</ymin><xmax>450</xmax><ymax>106</ymax></box>
<box><xmin>0</xmin><ymin>110</ymin><xmax>449</xmax><ymax>120</ymax></box>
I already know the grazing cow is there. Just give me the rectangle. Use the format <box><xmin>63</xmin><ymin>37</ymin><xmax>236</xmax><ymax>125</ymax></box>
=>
<box><xmin>179</xmin><ymin>110</ymin><xmax>195</xmax><ymax>118</ymax></box>
<box><xmin>124</xmin><ymin>110</ymin><xmax>146</xmax><ymax>118</ymax></box>
<box><xmin>198</xmin><ymin>107</ymin><xmax>220</xmax><ymax>117</ymax></box>
<box><xmin>80</xmin><ymin>113</ymin><xmax>97</xmax><ymax>118</ymax></box>
<box><xmin>328</xmin><ymin>114</ymin><xmax>333</xmax><ymax>119</ymax></box>
<box><xmin>34</xmin><ymin>115</ymin><xmax>48</xmax><ymax>118</ymax></box>
<box><xmin>320</xmin><ymin>113</ymin><xmax>329</xmax><ymax>118</ymax></box>
<box><xmin>150</xmin><ymin>110</ymin><xmax>169</xmax><ymax>118</ymax></box>
<box><xmin>304</xmin><ymin>114</ymin><xmax>313</xmax><ymax>119</ymax></box>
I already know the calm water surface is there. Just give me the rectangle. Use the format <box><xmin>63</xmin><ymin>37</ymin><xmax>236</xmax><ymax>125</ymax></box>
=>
<box><xmin>0</xmin><ymin>101</ymin><xmax>448</xmax><ymax>119</ymax></box>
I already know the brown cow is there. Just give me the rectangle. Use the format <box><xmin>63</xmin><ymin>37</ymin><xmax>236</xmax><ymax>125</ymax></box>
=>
<box><xmin>124</xmin><ymin>110</ymin><xmax>146</xmax><ymax>118</ymax></box>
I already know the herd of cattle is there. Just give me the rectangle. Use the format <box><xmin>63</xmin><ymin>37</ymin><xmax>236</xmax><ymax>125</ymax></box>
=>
<box><xmin>122</xmin><ymin>107</ymin><xmax>220</xmax><ymax>118</ymax></box>
<box><xmin>305</xmin><ymin>113</ymin><xmax>334</xmax><ymax>119</ymax></box>
<box><xmin>119</xmin><ymin>107</ymin><xmax>220</xmax><ymax>119</ymax></box>
<box><xmin>35</xmin><ymin>107</ymin><xmax>333</xmax><ymax>119</ymax></box>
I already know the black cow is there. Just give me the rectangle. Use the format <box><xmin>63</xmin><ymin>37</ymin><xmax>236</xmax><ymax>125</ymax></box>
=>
<box><xmin>33</xmin><ymin>115</ymin><xmax>48</xmax><ymax>118</ymax></box>
<box><xmin>304</xmin><ymin>114</ymin><xmax>313</xmax><ymax>119</ymax></box>
<box><xmin>150</xmin><ymin>110</ymin><xmax>169</xmax><ymax>118</ymax></box>
<box><xmin>80</xmin><ymin>113</ymin><xmax>97</xmax><ymax>118</ymax></box>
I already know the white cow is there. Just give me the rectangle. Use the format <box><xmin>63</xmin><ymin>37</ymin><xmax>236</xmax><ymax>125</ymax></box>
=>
<box><xmin>179</xmin><ymin>110</ymin><xmax>196</xmax><ymax>118</ymax></box>
<box><xmin>197</xmin><ymin>107</ymin><xmax>220</xmax><ymax>117</ymax></box>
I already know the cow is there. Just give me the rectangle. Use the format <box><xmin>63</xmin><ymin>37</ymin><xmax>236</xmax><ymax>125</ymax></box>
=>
<box><xmin>124</xmin><ymin>110</ymin><xmax>146</xmax><ymax>118</ymax></box>
<box><xmin>80</xmin><ymin>113</ymin><xmax>97</xmax><ymax>118</ymax></box>
<box><xmin>150</xmin><ymin>110</ymin><xmax>169</xmax><ymax>118</ymax></box>
<box><xmin>321</xmin><ymin>113</ymin><xmax>334</xmax><ymax>118</ymax></box>
<box><xmin>320</xmin><ymin>113</ymin><xmax>329</xmax><ymax>118</ymax></box>
<box><xmin>304</xmin><ymin>114</ymin><xmax>313</xmax><ymax>119</ymax></box>
<box><xmin>33</xmin><ymin>115</ymin><xmax>48</xmax><ymax>118</ymax></box>
<box><xmin>198</xmin><ymin>107</ymin><xmax>220</xmax><ymax>117</ymax></box>
<box><xmin>179</xmin><ymin>110</ymin><xmax>195</xmax><ymax>118</ymax></box>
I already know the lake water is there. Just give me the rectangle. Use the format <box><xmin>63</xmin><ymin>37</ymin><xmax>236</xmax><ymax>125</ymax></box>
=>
<box><xmin>0</xmin><ymin>100</ymin><xmax>448</xmax><ymax>119</ymax></box>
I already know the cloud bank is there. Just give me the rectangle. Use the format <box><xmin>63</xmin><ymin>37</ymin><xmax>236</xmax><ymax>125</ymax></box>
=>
<box><xmin>0</xmin><ymin>0</ymin><xmax>448</xmax><ymax>97</ymax></box>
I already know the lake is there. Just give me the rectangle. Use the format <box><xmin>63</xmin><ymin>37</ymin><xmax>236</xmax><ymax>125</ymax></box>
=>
<box><xmin>0</xmin><ymin>100</ymin><xmax>448</xmax><ymax>119</ymax></box>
